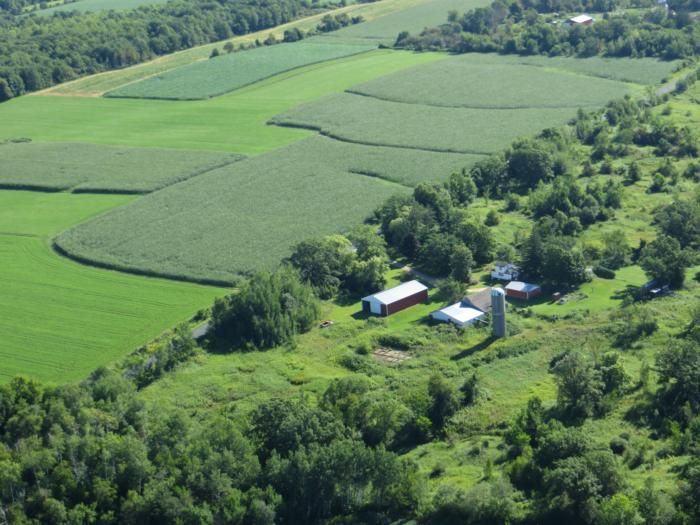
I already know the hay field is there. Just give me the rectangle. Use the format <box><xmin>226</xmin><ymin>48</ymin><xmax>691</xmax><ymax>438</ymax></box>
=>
<box><xmin>107</xmin><ymin>41</ymin><xmax>375</xmax><ymax>100</ymax></box>
<box><xmin>0</xmin><ymin>142</ymin><xmax>243</xmax><ymax>193</ymax></box>
<box><xmin>0</xmin><ymin>190</ymin><xmax>223</xmax><ymax>384</ymax></box>
<box><xmin>54</xmin><ymin>139</ymin><xmax>411</xmax><ymax>284</ymax></box>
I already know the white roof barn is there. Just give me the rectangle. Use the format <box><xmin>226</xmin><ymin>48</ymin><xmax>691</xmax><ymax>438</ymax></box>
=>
<box><xmin>362</xmin><ymin>280</ymin><xmax>428</xmax><ymax>317</ymax></box>
<box><xmin>567</xmin><ymin>14</ymin><xmax>594</xmax><ymax>24</ymax></box>
<box><xmin>432</xmin><ymin>303</ymin><xmax>485</xmax><ymax>327</ymax></box>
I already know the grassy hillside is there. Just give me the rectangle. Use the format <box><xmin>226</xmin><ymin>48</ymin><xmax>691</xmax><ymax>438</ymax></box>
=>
<box><xmin>140</xmin><ymin>268</ymin><xmax>698</xmax><ymax>495</ymax></box>
<box><xmin>0</xmin><ymin>190</ymin><xmax>224</xmax><ymax>383</ymax></box>
<box><xmin>0</xmin><ymin>50</ymin><xmax>445</xmax><ymax>154</ymax></box>
<box><xmin>0</xmin><ymin>142</ymin><xmax>243</xmax><ymax>193</ymax></box>
<box><xmin>106</xmin><ymin>41</ymin><xmax>375</xmax><ymax>100</ymax></box>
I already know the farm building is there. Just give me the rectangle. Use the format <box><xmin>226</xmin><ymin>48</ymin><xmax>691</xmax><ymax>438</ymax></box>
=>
<box><xmin>362</xmin><ymin>280</ymin><xmax>428</xmax><ymax>316</ymax></box>
<box><xmin>462</xmin><ymin>287</ymin><xmax>494</xmax><ymax>313</ymax></box>
<box><xmin>566</xmin><ymin>14</ymin><xmax>594</xmax><ymax>25</ymax></box>
<box><xmin>491</xmin><ymin>262</ymin><xmax>520</xmax><ymax>281</ymax></box>
<box><xmin>431</xmin><ymin>302</ymin><xmax>486</xmax><ymax>328</ymax></box>
<box><xmin>505</xmin><ymin>281</ymin><xmax>542</xmax><ymax>301</ymax></box>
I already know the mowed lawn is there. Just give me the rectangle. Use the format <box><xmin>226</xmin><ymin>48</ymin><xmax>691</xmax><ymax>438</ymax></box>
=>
<box><xmin>0</xmin><ymin>191</ymin><xmax>224</xmax><ymax>384</ymax></box>
<box><xmin>0</xmin><ymin>50</ymin><xmax>446</xmax><ymax>154</ymax></box>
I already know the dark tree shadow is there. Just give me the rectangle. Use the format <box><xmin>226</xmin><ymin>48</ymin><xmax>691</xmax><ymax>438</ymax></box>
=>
<box><xmin>451</xmin><ymin>336</ymin><xmax>497</xmax><ymax>361</ymax></box>
<box><xmin>351</xmin><ymin>310</ymin><xmax>371</xmax><ymax>321</ymax></box>
<box><xmin>611</xmin><ymin>284</ymin><xmax>641</xmax><ymax>302</ymax></box>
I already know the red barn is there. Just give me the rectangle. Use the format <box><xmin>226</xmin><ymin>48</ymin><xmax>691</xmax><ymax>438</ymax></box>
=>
<box><xmin>505</xmin><ymin>281</ymin><xmax>542</xmax><ymax>301</ymax></box>
<box><xmin>362</xmin><ymin>280</ymin><xmax>428</xmax><ymax>317</ymax></box>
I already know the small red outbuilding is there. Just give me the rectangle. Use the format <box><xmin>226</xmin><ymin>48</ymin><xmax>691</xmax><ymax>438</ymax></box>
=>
<box><xmin>505</xmin><ymin>281</ymin><xmax>542</xmax><ymax>301</ymax></box>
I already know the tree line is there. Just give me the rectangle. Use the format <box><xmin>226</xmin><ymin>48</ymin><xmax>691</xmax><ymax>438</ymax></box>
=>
<box><xmin>394</xmin><ymin>0</ymin><xmax>699</xmax><ymax>59</ymax></box>
<box><xmin>0</xmin><ymin>0</ymin><xmax>313</xmax><ymax>101</ymax></box>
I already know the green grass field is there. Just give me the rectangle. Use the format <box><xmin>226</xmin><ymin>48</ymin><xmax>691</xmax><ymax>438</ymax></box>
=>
<box><xmin>54</xmin><ymin>140</ymin><xmax>410</xmax><ymax>284</ymax></box>
<box><xmin>1</xmin><ymin>50</ymin><xmax>445</xmax><ymax>154</ymax></box>
<box><xmin>272</xmin><ymin>92</ymin><xmax>579</xmax><ymax>153</ymax></box>
<box><xmin>348</xmin><ymin>55</ymin><xmax>641</xmax><ymax>109</ymax></box>
<box><xmin>107</xmin><ymin>41</ymin><xmax>375</xmax><ymax>100</ymax></box>
<box><xmin>0</xmin><ymin>190</ymin><xmax>224</xmax><ymax>383</ymax></box>
<box><xmin>0</xmin><ymin>142</ymin><xmax>243</xmax><ymax>193</ymax></box>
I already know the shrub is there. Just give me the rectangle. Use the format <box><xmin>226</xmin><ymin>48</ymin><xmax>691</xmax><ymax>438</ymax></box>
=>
<box><xmin>593</xmin><ymin>265</ymin><xmax>616</xmax><ymax>279</ymax></box>
<box><xmin>609</xmin><ymin>437</ymin><xmax>627</xmax><ymax>455</ymax></box>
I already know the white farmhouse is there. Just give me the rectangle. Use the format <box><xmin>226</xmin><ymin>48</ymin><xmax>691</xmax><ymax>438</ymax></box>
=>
<box><xmin>491</xmin><ymin>262</ymin><xmax>520</xmax><ymax>281</ymax></box>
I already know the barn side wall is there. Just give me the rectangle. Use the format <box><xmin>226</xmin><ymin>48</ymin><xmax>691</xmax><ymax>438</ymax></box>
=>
<box><xmin>386</xmin><ymin>289</ymin><xmax>428</xmax><ymax>316</ymax></box>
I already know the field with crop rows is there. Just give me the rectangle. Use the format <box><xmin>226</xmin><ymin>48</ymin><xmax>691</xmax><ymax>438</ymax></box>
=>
<box><xmin>54</xmin><ymin>139</ymin><xmax>411</xmax><ymax>284</ymax></box>
<box><xmin>272</xmin><ymin>92</ymin><xmax>578</xmax><ymax>153</ymax></box>
<box><xmin>279</xmin><ymin>136</ymin><xmax>485</xmax><ymax>186</ymax></box>
<box><xmin>348</xmin><ymin>55</ymin><xmax>640</xmax><ymax>109</ymax></box>
<box><xmin>1</xmin><ymin>51</ymin><xmax>444</xmax><ymax>154</ymax></box>
<box><xmin>512</xmin><ymin>55</ymin><xmax>679</xmax><ymax>84</ymax></box>
<box><xmin>107</xmin><ymin>41</ymin><xmax>375</xmax><ymax>100</ymax></box>
<box><xmin>0</xmin><ymin>142</ymin><xmax>243</xmax><ymax>193</ymax></box>
<box><xmin>0</xmin><ymin>190</ymin><xmax>223</xmax><ymax>383</ymax></box>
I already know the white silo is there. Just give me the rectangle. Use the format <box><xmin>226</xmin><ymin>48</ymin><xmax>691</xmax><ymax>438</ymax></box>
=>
<box><xmin>491</xmin><ymin>287</ymin><xmax>507</xmax><ymax>338</ymax></box>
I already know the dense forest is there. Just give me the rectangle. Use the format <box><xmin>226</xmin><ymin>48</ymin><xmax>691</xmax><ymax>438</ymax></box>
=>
<box><xmin>0</xmin><ymin>0</ymin><xmax>313</xmax><ymax>101</ymax></box>
<box><xmin>395</xmin><ymin>0</ymin><xmax>700</xmax><ymax>59</ymax></box>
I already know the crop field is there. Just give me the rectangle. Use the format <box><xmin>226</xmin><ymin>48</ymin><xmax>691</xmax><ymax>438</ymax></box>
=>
<box><xmin>0</xmin><ymin>190</ymin><xmax>223</xmax><ymax>383</ymax></box>
<box><xmin>272</xmin><ymin>92</ymin><xmax>578</xmax><ymax>153</ymax></box>
<box><xmin>54</xmin><ymin>140</ymin><xmax>410</xmax><ymax>284</ymax></box>
<box><xmin>348</xmin><ymin>55</ymin><xmax>639</xmax><ymax>109</ymax></box>
<box><xmin>0</xmin><ymin>142</ymin><xmax>243</xmax><ymax>193</ymax></box>
<box><xmin>107</xmin><ymin>41</ymin><xmax>375</xmax><ymax>100</ymax></box>
<box><xmin>0</xmin><ymin>50</ymin><xmax>445</xmax><ymax>154</ymax></box>
<box><xmin>512</xmin><ymin>55</ymin><xmax>679</xmax><ymax>85</ymax></box>
<box><xmin>322</xmin><ymin>0</ymin><xmax>489</xmax><ymax>44</ymax></box>
<box><xmin>277</xmin><ymin>136</ymin><xmax>485</xmax><ymax>186</ymax></box>
<box><xmin>39</xmin><ymin>0</ymin><xmax>428</xmax><ymax>97</ymax></box>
